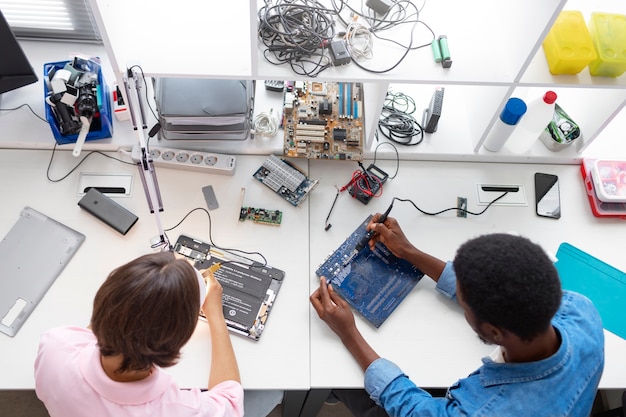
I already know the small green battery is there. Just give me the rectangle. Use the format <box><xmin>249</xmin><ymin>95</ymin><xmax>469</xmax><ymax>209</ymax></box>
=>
<box><xmin>438</xmin><ymin>35</ymin><xmax>452</xmax><ymax>68</ymax></box>
<box><xmin>438</xmin><ymin>36</ymin><xmax>450</xmax><ymax>59</ymax></box>
<box><xmin>431</xmin><ymin>40</ymin><xmax>442</xmax><ymax>63</ymax></box>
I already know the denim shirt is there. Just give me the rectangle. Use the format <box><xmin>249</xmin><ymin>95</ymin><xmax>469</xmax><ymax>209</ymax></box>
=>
<box><xmin>365</xmin><ymin>261</ymin><xmax>605</xmax><ymax>417</ymax></box>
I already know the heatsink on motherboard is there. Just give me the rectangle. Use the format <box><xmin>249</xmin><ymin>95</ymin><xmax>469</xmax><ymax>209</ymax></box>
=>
<box><xmin>253</xmin><ymin>154</ymin><xmax>319</xmax><ymax>207</ymax></box>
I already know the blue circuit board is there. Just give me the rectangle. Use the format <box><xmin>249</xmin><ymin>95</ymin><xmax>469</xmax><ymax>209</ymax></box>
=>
<box><xmin>316</xmin><ymin>215</ymin><xmax>424</xmax><ymax>328</ymax></box>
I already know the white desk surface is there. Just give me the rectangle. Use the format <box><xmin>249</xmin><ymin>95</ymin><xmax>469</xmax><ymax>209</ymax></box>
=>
<box><xmin>0</xmin><ymin>149</ymin><xmax>310</xmax><ymax>390</ymax></box>
<box><xmin>307</xmin><ymin>159</ymin><xmax>626</xmax><ymax>389</ymax></box>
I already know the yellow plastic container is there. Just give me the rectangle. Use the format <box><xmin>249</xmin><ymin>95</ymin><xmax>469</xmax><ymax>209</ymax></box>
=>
<box><xmin>542</xmin><ymin>11</ymin><xmax>597</xmax><ymax>75</ymax></box>
<box><xmin>588</xmin><ymin>12</ymin><xmax>626</xmax><ymax>77</ymax></box>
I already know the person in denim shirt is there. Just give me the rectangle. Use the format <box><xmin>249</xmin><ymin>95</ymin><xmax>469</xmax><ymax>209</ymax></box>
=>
<box><xmin>310</xmin><ymin>215</ymin><xmax>604</xmax><ymax>417</ymax></box>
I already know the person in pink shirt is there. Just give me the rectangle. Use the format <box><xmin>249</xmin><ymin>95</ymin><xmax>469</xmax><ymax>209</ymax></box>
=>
<box><xmin>34</xmin><ymin>251</ymin><xmax>243</xmax><ymax>417</ymax></box>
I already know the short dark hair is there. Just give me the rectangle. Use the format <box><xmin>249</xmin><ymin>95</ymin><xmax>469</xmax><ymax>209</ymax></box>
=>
<box><xmin>91</xmin><ymin>251</ymin><xmax>200</xmax><ymax>372</ymax></box>
<box><xmin>452</xmin><ymin>233</ymin><xmax>562</xmax><ymax>341</ymax></box>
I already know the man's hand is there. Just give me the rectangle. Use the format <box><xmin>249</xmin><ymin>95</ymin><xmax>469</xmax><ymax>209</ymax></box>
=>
<box><xmin>368</xmin><ymin>215</ymin><xmax>447</xmax><ymax>282</ymax></box>
<box><xmin>310</xmin><ymin>277</ymin><xmax>381</xmax><ymax>372</ymax></box>
<box><xmin>367</xmin><ymin>215</ymin><xmax>415</xmax><ymax>259</ymax></box>
<box><xmin>310</xmin><ymin>277</ymin><xmax>357</xmax><ymax>340</ymax></box>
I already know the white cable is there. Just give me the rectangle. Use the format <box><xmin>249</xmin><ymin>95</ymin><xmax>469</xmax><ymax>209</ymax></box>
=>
<box><xmin>345</xmin><ymin>21</ymin><xmax>374</xmax><ymax>59</ymax></box>
<box><xmin>253</xmin><ymin>109</ymin><xmax>279</xmax><ymax>137</ymax></box>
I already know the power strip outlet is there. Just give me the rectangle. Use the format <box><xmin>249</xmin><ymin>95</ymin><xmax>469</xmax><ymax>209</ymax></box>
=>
<box><xmin>131</xmin><ymin>145</ymin><xmax>236</xmax><ymax>176</ymax></box>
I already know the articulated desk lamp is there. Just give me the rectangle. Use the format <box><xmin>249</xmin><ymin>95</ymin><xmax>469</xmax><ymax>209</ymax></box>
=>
<box><xmin>122</xmin><ymin>66</ymin><xmax>168</xmax><ymax>250</ymax></box>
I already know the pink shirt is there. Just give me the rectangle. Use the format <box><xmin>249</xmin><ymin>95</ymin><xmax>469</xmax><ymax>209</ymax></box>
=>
<box><xmin>34</xmin><ymin>326</ymin><xmax>244</xmax><ymax>417</ymax></box>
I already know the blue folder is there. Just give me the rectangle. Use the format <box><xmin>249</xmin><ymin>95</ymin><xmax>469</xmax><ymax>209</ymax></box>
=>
<box><xmin>555</xmin><ymin>242</ymin><xmax>626</xmax><ymax>340</ymax></box>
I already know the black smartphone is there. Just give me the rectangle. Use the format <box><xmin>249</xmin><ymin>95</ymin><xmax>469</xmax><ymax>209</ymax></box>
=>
<box><xmin>534</xmin><ymin>172</ymin><xmax>561</xmax><ymax>219</ymax></box>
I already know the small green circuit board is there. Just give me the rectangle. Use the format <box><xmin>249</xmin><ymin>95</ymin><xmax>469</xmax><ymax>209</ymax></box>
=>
<box><xmin>239</xmin><ymin>207</ymin><xmax>282</xmax><ymax>225</ymax></box>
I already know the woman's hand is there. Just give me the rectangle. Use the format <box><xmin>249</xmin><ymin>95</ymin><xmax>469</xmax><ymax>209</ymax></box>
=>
<box><xmin>200</xmin><ymin>269</ymin><xmax>224</xmax><ymax>321</ymax></box>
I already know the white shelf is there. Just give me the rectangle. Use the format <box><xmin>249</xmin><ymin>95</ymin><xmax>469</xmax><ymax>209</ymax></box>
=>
<box><xmin>255</xmin><ymin>0</ymin><xmax>564</xmax><ymax>84</ymax></box>
<box><xmin>87</xmin><ymin>0</ymin><xmax>252</xmax><ymax>78</ymax></box>
<box><xmin>85</xmin><ymin>0</ymin><xmax>626</xmax><ymax>164</ymax></box>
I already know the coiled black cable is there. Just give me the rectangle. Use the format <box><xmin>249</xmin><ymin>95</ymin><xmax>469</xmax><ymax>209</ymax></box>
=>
<box><xmin>258</xmin><ymin>0</ymin><xmax>337</xmax><ymax>77</ymax></box>
<box><xmin>377</xmin><ymin>90</ymin><xmax>423</xmax><ymax>146</ymax></box>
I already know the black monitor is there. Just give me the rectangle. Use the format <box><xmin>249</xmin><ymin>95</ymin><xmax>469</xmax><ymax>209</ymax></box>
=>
<box><xmin>0</xmin><ymin>9</ymin><xmax>38</xmax><ymax>106</ymax></box>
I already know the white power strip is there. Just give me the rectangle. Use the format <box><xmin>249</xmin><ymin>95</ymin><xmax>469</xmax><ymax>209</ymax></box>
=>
<box><xmin>131</xmin><ymin>145</ymin><xmax>236</xmax><ymax>176</ymax></box>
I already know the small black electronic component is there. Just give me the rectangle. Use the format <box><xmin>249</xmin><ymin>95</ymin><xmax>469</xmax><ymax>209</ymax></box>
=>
<box><xmin>333</xmin><ymin>128</ymin><xmax>347</xmax><ymax>141</ymax></box>
<box><xmin>422</xmin><ymin>87</ymin><xmax>445</xmax><ymax>133</ymax></box>
<box><xmin>348</xmin><ymin>164</ymin><xmax>389</xmax><ymax>205</ymax></box>
<box><xmin>365</xmin><ymin>0</ymin><xmax>392</xmax><ymax>15</ymax></box>
<box><xmin>329</xmin><ymin>40</ymin><xmax>351</xmax><ymax>66</ymax></box>
<box><xmin>239</xmin><ymin>207</ymin><xmax>283</xmax><ymax>225</ymax></box>
<box><xmin>319</xmin><ymin>98</ymin><xmax>332</xmax><ymax>115</ymax></box>
<box><xmin>456</xmin><ymin>197</ymin><xmax>468</xmax><ymax>218</ymax></box>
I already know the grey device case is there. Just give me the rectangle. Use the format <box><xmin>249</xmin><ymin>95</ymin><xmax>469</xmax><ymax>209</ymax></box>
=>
<box><xmin>0</xmin><ymin>207</ymin><xmax>85</xmax><ymax>337</ymax></box>
<box><xmin>78</xmin><ymin>187</ymin><xmax>138</xmax><ymax>235</ymax></box>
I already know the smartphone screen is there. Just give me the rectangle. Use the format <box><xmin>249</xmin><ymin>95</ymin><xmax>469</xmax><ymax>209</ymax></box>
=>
<box><xmin>535</xmin><ymin>173</ymin><xmax>561</xmax><ymax>219</ymax></box>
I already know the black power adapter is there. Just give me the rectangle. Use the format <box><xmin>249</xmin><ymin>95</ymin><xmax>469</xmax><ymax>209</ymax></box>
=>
<box><xmin>329</xmin><ymin>40</ymin><xmax>351</xmax><ymax>66</ymax></box>
<box><xmin>348</xmin><ymin>164</ymin><xmax>389</xmax><ymax>204</ymax></box>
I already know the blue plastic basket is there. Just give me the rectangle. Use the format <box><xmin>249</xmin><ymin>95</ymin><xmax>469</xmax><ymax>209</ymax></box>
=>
<box><xmin>44</xmin><ymin>60</ymin><xmax>113</xmax><ymax>145</ymax></box>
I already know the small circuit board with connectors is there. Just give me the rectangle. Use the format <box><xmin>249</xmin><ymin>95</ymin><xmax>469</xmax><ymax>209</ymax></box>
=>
<box><xmin>239</xmin><ymin>207</ymin><xmax>282</xmax><ymax>225</ymax></box>
<box><xmin>283</xmin><ymin>80</ymin><xmax>364</xmax><ymax>160</ymax></box>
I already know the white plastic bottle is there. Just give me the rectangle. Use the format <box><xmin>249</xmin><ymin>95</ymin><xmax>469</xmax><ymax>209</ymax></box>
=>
<box><xmin>507</xmin><ymin>91</ymin><xmax>557</xmax><ymax>153</ymax></box>
<box><xmin>483</xmin><ymin>97</ymin><xmax>527</xmax><ymax>152</ymax></box>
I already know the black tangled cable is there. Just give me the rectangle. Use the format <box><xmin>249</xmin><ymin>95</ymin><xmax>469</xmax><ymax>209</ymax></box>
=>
<box><xmin>377</xmin><ymin>89</ymin><xmax>424</xmax><ymax>146</ymax></box>
<box><xmin>257</xmin><ymin>0</ymin><xmax>338</xmax><ymax>77</ymax></box>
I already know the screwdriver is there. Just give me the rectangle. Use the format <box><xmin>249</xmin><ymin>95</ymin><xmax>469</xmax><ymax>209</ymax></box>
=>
<box><xmin>342</xmin><ymin>201</ymin><xmax>394</xmax><ymax>266</ymax></box>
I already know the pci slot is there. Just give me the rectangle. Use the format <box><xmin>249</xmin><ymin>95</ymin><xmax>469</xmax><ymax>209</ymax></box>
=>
<box><xmin>338</xmin><ymin>83</ymin><xmax>344</xmax><ymax>118</ymax></box>
<box><xmin>299</xmin><ymin>119</ymin><xmax>326</xmax><ymax>126</ymax></box>
<box><xmin>296</xmin><ymin>123</ymin><xmax>326</xmax><ymax>143</ymax></box>
<box><xmin>296</xmin><ymin>136</ymin><xmax>325</xmax><ymax>143</ymax></box>
<box><xmin>347</xmin><ymin>82</ymin><xmax>352</xmax><ymax>118</ymax></box>
<box><xmin>297</xmin><ymin>123</ymin><xmax>326</xmax><ymax>132</ymax></box>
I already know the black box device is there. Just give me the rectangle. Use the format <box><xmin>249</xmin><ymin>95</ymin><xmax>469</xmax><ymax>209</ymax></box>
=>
<box><xmin>78</xmin><ymin>187</ymin><xmax>138</xmax><ymax>234</ymax></box>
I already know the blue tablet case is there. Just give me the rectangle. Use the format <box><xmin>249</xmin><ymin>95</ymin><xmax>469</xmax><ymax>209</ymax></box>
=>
<box><xmin>555</xmin><ymin>242</ymin><xmax>626</xmax><ymax>340</ymax></box>
<box><xmin>316</xmin><ymin>215</ymin><xmax>424</xmax><ymax>328</ymax></box>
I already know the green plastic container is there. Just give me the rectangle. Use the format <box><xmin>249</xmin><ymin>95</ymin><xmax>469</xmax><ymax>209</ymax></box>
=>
<box><xmin>588</xmin><ymin>12</ymin><xmax>626</xmax><ymax>77</ymax></box>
